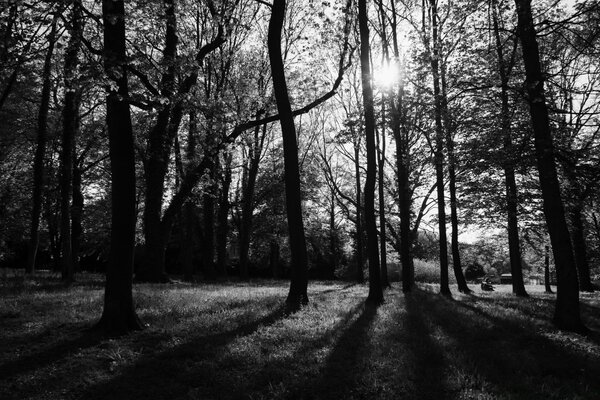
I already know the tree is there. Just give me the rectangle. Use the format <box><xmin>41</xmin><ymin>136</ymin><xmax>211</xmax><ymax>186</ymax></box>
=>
<box><xmin>26</xmin><ymin>12</ymin><xmax>58</xmax><ymax>274</ymax></box>
<box><xmin>268</xmin><ymin>0</ymin><xmax>309</xmax><ymax>309</ymax></box>
<box><xmin>95</xmin><ymin>0</ymin><xmax>143</xmax><ymax>334</ymax></box>
<box><xmin>358</xmin><ymin>0</ymin><xmax>384</xmax><ymax>303</ymax></box>
<box><xmin>513</xmin><ymin>0</ymin><xmax>585</xmax><ymax>331</ymax></box>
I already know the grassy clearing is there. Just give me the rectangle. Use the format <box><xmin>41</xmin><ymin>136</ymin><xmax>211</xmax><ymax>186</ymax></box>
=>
<box><xmin>1</xmin><ymin>272</ymin><xmax>600</xmax><ymax>400</ymax></box>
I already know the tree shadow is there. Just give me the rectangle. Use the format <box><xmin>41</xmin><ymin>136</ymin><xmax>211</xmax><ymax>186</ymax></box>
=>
<box><xmin>412</xmin><ymin>290</ymin><xmax>600</xmax><ymax>399</ymax></box>
<box><xmin>403</xmin><ymin>292</ymin><xmax>450</xmax><ymax>399</ymax></box>
<box><xmin>81</xmin><ymin>304</ymin><xmax>289</xmax><ymax>400</ymax></box>
<box><xmin>0</xmin><ymin>325</ymin><xmax>103</xmax><ymax>380</ymax></box>
<box><xmin>310</xmin><ymin>302</ymin><xmax>379</xmax><ymax>398</ymax></box>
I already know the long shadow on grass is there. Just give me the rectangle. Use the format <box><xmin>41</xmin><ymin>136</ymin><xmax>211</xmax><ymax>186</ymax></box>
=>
<box><xmin>403</xmin><ymin>292</ymin><xmax>450</xmax><ymax>399</ymax></box>
<box><xmin>82</xmin><ymin>303</ymin><xmax>288</xmax><ymax>400</ymax></box>
<box><xmin>413</xmin><ymin>289</ymin><xmax>600</xmax><ymax>399</ymax></box>
<box><xmin>0</xmin><ymin>326</ymin><xmax>103</xmax><ymax>380</ymax></box>
<box><xmin>310</xmin><ymin>302</ymin><xmax>379</xmax><ymax>398</ymax></box>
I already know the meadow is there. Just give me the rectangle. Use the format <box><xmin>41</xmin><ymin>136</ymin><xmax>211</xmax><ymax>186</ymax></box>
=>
<box><xmin>1</xmin><ymin>271</ymin><xmax>599</xmax><ymax>400</ymax></box>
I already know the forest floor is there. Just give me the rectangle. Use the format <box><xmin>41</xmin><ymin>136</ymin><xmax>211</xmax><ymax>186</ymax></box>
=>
<box><xmin>1</xmin><ymin>271</ymin><xmax>600</xmax><ymax>400</ymax></box>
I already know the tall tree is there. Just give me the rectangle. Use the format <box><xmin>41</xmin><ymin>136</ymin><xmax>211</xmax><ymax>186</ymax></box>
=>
<box><xmin>25</xmin><ymin>13</ymin><xmax>58</xmax><ymax>274</ymax></box>
<box><xmin>96</xmin><ymin>0</ymin><xmax>143</xmax><ymax>334</ymax></box>
<box><xmin>268</xmin><ymin>0</ymin><xmax>309</xmax><ymax>309</ymax></box>
<box><xmin>491</xmin><ymin>0</ymin><xmax>528</xmax><ymax>297</ymax></box>
<box><xmin>60</xmin><ymin>0</ymin><xmax>83</xmax><ymax>283</ymax></box>
<box><xmin>513</xmin><ymin>0</ymin><xmax>585</xmax><ymax>331</ymax></box>
<box><xmin>358</xmin><ymin>0</ymin><xmax>384</xmax><ymax>303</ymax></box>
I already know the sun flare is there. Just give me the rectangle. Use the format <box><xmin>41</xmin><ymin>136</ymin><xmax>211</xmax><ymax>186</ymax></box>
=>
<box><xmin>375</xmin><ymin>62</ymin><xmax>400</xmax><ymax>88</ymax></box>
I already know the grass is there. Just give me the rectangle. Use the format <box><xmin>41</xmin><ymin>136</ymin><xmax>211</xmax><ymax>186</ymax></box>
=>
<box><xmin>1</xmin><ymin>271</ymin><xmax>600</xmax><ymax>399</ymax></box>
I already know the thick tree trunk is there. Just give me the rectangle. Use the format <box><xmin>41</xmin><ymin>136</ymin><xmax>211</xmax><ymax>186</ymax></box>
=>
<box><xmin>26</xmin><ymin>17</ymin><xmax>57</xmax><ymax>274</ymax></box>
<box><xmin>358</xmin><ymin>0</ymin><xmax>383</xmax><ymax>304</ymax></box>
<box><xmin>202</xmin><ymin>166</ymin><xmax>217</xmax><ymax>280</ymax></box>
<box><xmin>216</xmin><ymin>152</ymin><xmax>232</xmax><ymax>277</ymax></box>
<box><xmin>328</xmin><ymin>191</ymin><xmax>337</xmax><ymax>280</ymax></box>
<box><xmin>353</xmin><ymin>136</ymin><xmax>365</xmax><ymax>284</ymax></box>
<box><xmin>60</xmin><ymin>0</ymin><xmax>83</xmax><ymax>283</ymax></box>
<box><xmin>492</xmin><ymin>0</ymin><xmax>528</xmax><ymax>297</ymax></box>
<box><xmin>96</xmin><ymin>0</ymin><xmax>143</xmax><ymax>334</ymax></box>
<box><xmin>268</xmin><ymin>0</ymin><xmax>309</xmax><ymax>309</ymax></box>
<box><xmin>514</xmin><ymin>0</ymin><xmax>584</xmax><ymax>332</ymax></box>
<box><xmin>378</xmin><ymin>97</ymin><xmax>389</xmax><ymax>288</ymax></box>
<box><xmin>72</xmin><ymin>161</ymin><xmax>83</xmax><ymax>273</ymax></box>
<box><xmin>428</xmin><ymin>0</ymin><xmax>450</xmax><ymax>296</ymax></box>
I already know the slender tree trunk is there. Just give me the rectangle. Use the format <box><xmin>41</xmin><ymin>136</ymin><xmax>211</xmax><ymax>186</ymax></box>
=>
<box><xmin>138</xmin><ymin>0</ymin><xmax>178</xmax><ymax>283</ymax></box>
<box><xmin>60</xmin><ymin>0</ymin><xmax>83</xmax><ymax>283</ymax></box>
<box><xmin>544</xmin><ymin>243</ymin><xmax>553</xmax><ymax>293</ymax></box>
<box><xmin>216</xmin><ymin>151</ymin><xmax>232</xmax><ymax>277</ymax></box>
<box><xmin>268</xmin><ymin>0</ymin><xmax>309</xmax><ymax>309</ymax></box>
<box><xmin>26</xmin><ymin>16</ymin><xmax>57</xmax><ymax>274</ymax></box>
<box><xmin>96</xmin><ymin>0</ymin><xmax>143</xmax><ymax>334</ymax></box>
<box><xmin>72</xmin><ymin>160</ymin><xmax>83</xmax><ymax>273</ymax></box>
<box><xmin>354</xmin><ymin>134</ymin><xmax>365</xmax><ymax>283</ymax></box>
<box><xmin>202</xmin><ymin>170</ymin><xmax>216</xmax><ymax>280</ymax></box>
<box><xmin>328</xmin><ymin>190</ymin><xmax>337</xmax><ymax>279</ymax></box>
<box><xmin>514</xmin><ymin>0</ymin><xmax>584</xmax><ymax>331</ymax></box>
<box><xmin>570</xmin><ymin>204</ymin><xmax>594</xmax><ymax>292</ymax></box>
<box><xmin>427</xmin><ymin>0</ymin><xmax>450</xmax><ymax>296</ymax></box>
<box><xmin>492</xmin><ymin>0</ymin><xmax>527</xmax><ymax>297</ymax></box>
<box><xmin>378</xmin><ymin>95</ymin><xmax>389</xmax><ymax>288</ymax></box>
<box><xmin>358</xmin><ymin>0</ymin><xmax>383</xmax><ymax>304</ymax></box>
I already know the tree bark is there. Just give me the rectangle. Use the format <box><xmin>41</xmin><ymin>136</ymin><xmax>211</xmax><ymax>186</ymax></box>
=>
<box><xmin>96</xmin><ymin>0</ymin><xmax>143</xmax><ymax>334</ymax></box>
<box><xmin>570</xmin><ymin>204</ymin><xmax>594</xmax><ymax>292</ymax></box>
<box><xmin>492</xmin><ymin>0</ymin><xmax>528</xmax><ymax>297</ymax></box>
<box><xmin>26</xmin><ymin>15</ymin><xmax>57</xmax><ymax>274</ymax></box>
<box><xmin>544</xmin><ymin>243</ymin><xmax>553</xmax><ymax>293</ymax></box>
<box><xmin>514</xmin><ymin>0</ymin><xmax>585</xmax><ymax>331</ymax></box>
<box><xmin>358</xmin><ymin>0</ymin><xmax>383</xmax><ymax>304</ymax></box>
<box><xmin>268</xmin><ymin>0</ymin><xmax>309</xmax><ymax>310</ymax></box>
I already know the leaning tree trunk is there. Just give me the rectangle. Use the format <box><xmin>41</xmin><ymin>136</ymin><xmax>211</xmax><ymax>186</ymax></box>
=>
<box><xmin>514</xmin><ymin>0</ymin><xmax>584</xmax><ymax>331</ymax></box>
<box><xmin>492</xmin><ymin>0</ymin><xmax>528</xmax><ymax>297</ymax></box>
<box><xmin>570</xmin><ymin>203</ymin><xmax>594</xmax><ymax>292</ymax></box>
<box><xmin>96</xmin><ymin>0</ymin><xmax>143</xmax><ymax>334</ymax></box>
<box><xmin>358</xmin><ymin>0</ymin><xmax>383</xmax><ymax>304</ymax></box>
<box><xmin>60</xmin><ymin>0</ymin><xmax>83</xmax><ymax>283</ymax></box>
<box><xmin>26</xmin><ymin>16</ymin><xmax>57</xmax><ymax>274</ymax></box>
<box><xmin>427</xmin><ymin>0</ymin><xmax>450</xmax><ymax>296</ymax></box>
<box><xmin>268</xmin><ymin>0</ymin><xmax>309</xmax><ymax>309</ymax></box>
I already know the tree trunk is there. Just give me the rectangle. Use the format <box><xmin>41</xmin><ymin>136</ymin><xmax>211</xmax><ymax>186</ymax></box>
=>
<box><xmin>544</xmin><ymin>243</ymin><xmax>553</xmax><ymax>293</ymax></box>
<box><xmin>26</xmin><ymin>16</ymin><xmax>57</xmax><ymax>274</ymax></box>
<box><xmin>570</xmin><ymin>204</ymin><xmax>594</xmax><ymax>292</ymax></box>
<box><xmin>492</xmin><ymin>0</ymin><xmax>528</xmax><ymax>297</ymax></box>
<box><xmin>328</xmin><ymin>190</ymin><xmax>337</xmax><ymax>280</ymax></box>
<box><xmin>358</xmin><ymin>0</ymin><xmax>383</xmax><ymax>304</ymax></box>
<box><xmin>268</xmin><ymin>0</ymin><xmax>309</xmax><ymax>310</ymax></box>
<box><xmin>96</xmin><ymin>0</ymin><xmax>143</xmax><ymax>334</ymax></box>
<box><xmin>378</xmin><ymin>95</ymin><xmax>389</xmax><ymax>288</ymax></box>
<box><xmin>427</xmin><ymin>0</ymin><xmax>450</xmax><ymax>296</ymax></box>
<box><xmin>72</xmin><ymin>160</ymin><xmax>83</xmax><ymax>273</ymax></box>
<box><xmin>216</xmin><ymin>151</ymin><xmax>232</xmax><ymax>277</ymax></box>
<box><xmin>353</xmin><ymin>133</ymin><xmax>365</xmax><ymax>284</ymax></box>
<box><xmin>60</xmin><ymin>0</ymin><xmax>83</xmax><ymax>284</ymax></box>
<box><xmin>514</xmin><ymin>0</ymin><xmax>584</xmax><ymax>332</ymax></box>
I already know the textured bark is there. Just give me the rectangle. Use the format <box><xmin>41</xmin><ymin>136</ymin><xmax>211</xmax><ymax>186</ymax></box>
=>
<box><xmin>96</xmin><ymin>0</ymin><xmax>143</xmax><ymax>334</ymax></box>
<box><xmin>71</xmin><ymin>161</ymin><xmax>83</xmax><ymax>273</ymax></box>
<box><xmin>570</xmin><ymin>205</ymin><xmax>594</xmax><ymax>292</ymax></box>
<box><xmin>514</xmin><ymin>0</ymin><xmax>584</xmax><ymax>331</ymax></box>
<box><xmin>544</xmin><ymin>244</ymin><xmax>553</xmax><ymax>293</ymax></box>
<box><xmin>358</xmin><ymin>0</ymin><xmax>383</xmax><ymax>304</ymax></box>
<box><xmin>491</xmin><ymin>1</ymin><xmax>527</xmax><ymax>297</ymax></box>
<box><xmin>328</xmin><ymin>190</ymin><xmax>337</xmax><ymax>279</ymax></box>
<box><xmin>26</xmin><ymin>16</ymin><xmax>57</xmax><ymax>274</ymax></box>
<box><xmin>268</xmin><ymin>0</ymin><xmax>309</xmax><ymax>309</ymax></box>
